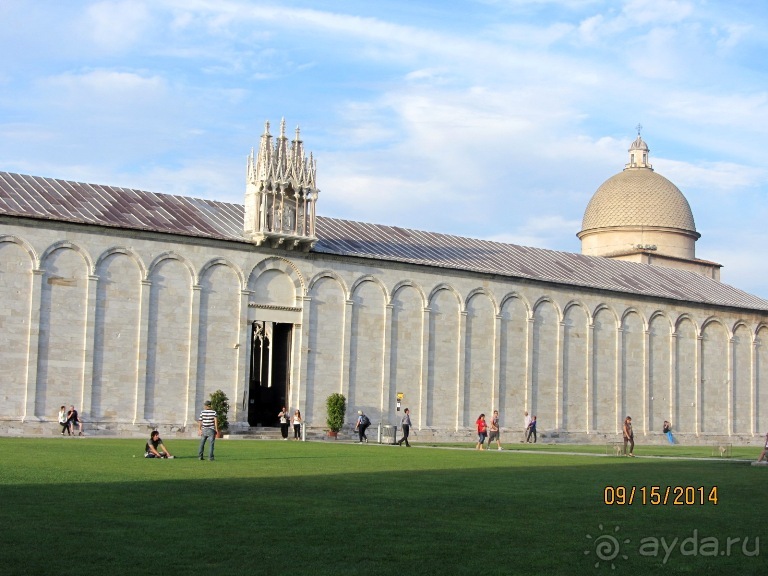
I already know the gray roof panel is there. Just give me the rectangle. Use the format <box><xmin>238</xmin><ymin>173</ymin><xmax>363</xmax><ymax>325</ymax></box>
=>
<box><xmin>1</xmin><ymin>171</ymin><xmax>766</xmax><ymax>312</ymax></box>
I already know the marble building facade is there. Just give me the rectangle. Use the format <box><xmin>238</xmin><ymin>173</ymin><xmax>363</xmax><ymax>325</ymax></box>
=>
<box><xmin>1</xmin><ymin>124</ymin><xmax>766</xmax><ymax>442</ymax></box>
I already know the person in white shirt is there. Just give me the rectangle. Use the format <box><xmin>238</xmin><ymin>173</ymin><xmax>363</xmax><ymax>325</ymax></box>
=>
<box><xmin>292</xmin><ymin>409</ymin><xmax>303</xmax><ymax>440</ymax></box>
<box><xmin>198</xmin><ymin>400</ymin><xmax>218</xmax><ymax>461</ymax></box>
<box><xmin>397</xmin><ymin>408</ymin><xmax>411</xmax><ymax>447</ymax></box>
<box><xmin>58</xmin><ymin>405</ymin><xmax>71</xmax><ymax>435</ymax></box>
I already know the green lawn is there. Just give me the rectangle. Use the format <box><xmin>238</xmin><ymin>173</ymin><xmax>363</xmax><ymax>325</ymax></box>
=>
<box><xmin>1</xmin><ymin>438</ymin><xmax>765</xmax><ymax>576</ymax></box>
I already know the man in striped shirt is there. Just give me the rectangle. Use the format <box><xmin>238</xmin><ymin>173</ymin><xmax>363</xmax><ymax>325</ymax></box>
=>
<box><xmin>198</xmin><ymin>400</ymin><xmax>219</xmax><ymax>461</ymax></box>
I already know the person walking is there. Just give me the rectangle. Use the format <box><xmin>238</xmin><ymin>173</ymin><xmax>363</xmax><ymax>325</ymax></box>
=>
<box><xmin>475</xmin><ymin>414</ymin><xmax>488</xmax><ymax>450</ymax></box>
<box><xmin>397</xmin><ymin>408</ymin><xmax>411</xmax><ymax>447</ymax></box>
<box><xmin>489</xmin><ymin>409</ymin><xmax>503</xmax><ymax>450</ymax></box>
<box><xmin>526</xmin><ymin>415</ymin><xmax>537</xmax><ymax>443</ymax></box>
<box><xmin>623</xmin><ymin>415</ymin><xmax>635</xmax><ymax>457</ymax></box>
<box><xmin>198</xmin><ymin>400</ymin><xmax>218</xmax><ymax>461</ymax></box>
<box><xmin>355</xmin><ymin>410</ymin><xmax>371</xmax><ymax>443</ymax></box>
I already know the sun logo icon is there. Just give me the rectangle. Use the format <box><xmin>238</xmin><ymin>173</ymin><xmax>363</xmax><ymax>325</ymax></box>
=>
<box><xmin>584</xmin><ymin>524</ymin><xmax>630</xmax><ymax>569</ymax></box>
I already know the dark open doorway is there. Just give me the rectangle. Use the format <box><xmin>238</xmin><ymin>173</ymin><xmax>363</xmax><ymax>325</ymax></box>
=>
<box><xmin>248</xmin><ymin>321</ymin><xmax>292</xmax><ymax>427</ymax></box>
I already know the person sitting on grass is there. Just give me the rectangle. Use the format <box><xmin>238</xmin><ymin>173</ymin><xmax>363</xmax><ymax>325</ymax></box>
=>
<box><xmin>145</xmin><ymin>430</ymin><xmax>174</xmax><ymax>459</ymax></box>
<box><xmin>663</xmin><ymin>420</ymin><xmax>675</xmax><ymax>444</ymax></box>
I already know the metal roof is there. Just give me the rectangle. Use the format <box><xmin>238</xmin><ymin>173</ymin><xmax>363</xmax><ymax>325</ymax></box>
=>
<box><xmin>1</xmin><ymin>171</ymin><xmax>767</xmax><ymax>312</ymax></box>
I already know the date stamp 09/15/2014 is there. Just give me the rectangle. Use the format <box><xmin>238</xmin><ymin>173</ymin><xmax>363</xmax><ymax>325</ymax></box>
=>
<box><xmin>603</xmin><ymin>485</ymin><xmax>719</xmax><ymax>506</ymax></box>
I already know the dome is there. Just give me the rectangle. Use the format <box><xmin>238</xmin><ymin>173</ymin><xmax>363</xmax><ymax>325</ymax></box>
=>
<box><xmin>581</xmin><ymin>168</ymin><xmax>697</xmax><ymax>233</ymax></box>
<box><xmin>578</xmin><ymin>133</ymin><xmax>718</xmax><ymax>277</ymax></box>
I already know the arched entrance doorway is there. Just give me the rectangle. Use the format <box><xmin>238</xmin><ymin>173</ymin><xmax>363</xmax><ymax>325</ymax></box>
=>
<box><xmin>248</xmin><ymin>321</ymin><xmax>292</xmax><ymax>426</ymax></box>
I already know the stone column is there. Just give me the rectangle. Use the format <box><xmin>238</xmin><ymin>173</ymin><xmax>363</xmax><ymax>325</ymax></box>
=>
<box><xmin>186</xmin><ymin>284</ymin><xmax>201</xmax><ymax>429</ymax></box>
<box><xmin>492</xmin><ymin>314</ymin><xmax>502</xmax><ymax>416</ymax></box>
<box><xmin>232</xmin><ymin>289</ymin><xmax>250</xmax><ymax>426</ymax></box>
<box><xmin>615</xmin><ymin>327</ymin><xmax>623</xmax><ymax>434</ymax></box>
<box><xmin>556</xmin><ymin>320</ymin><xmax>565</xmax><ymax>430</ymax></box>
<box><xmin>134</xmin><ymin>279</ymin><xmax>151</xmax><ymax>424</ymax></box>
<box><xmin>457</xmin><ymin>310</ymin><xmax>467</xmax><ymax>430</ymax></box>
<box><xmin>695</xmin><ymin>334</ymin><xmax>703</xmax><ymax>436</ymax></box>
<box><xmin>751</xmin><ymin>335</ymin><xmax>760</xmax><ymax>436</ymax></box>
<box><xmin>381</xmin><ymin>303</ymin><xmax>394</xmax><ymax>423</ymax></box>
<box><xmin>341</xmin><ymin>299</ymin><xmax>354</xmax><ymax>399</ymax></box>
<box><xmin>643</xmin><ymin>329</ymin><xmax>651</xmax><ymax>435</ymax></box>
<box><xmin>80</xmin><ymin>274</ymin><xmax>99</xmax><ymax>422</ymax></box>
<box><xmin>586</xmin><ymin>320</ymin><xmax>595</xmax><ymax>434</ymax></box>
<box><xmin>23</xmin><ymin>269</ymin><xmax>44</xmax><ymax>422</ymax></box>
<box><xmin>669</xmin><ymin>331</ymin><xmax>678</xmax><ymax>434</ymax></box>
<box><xmin>728</xmin><ymin>335</ymin><xmax>735</xmax><ymax>436</ymax></box>
<box><xmin>297</xmin><ymin>296</ymin><xmax>312</xmax><ymax>419</ymax></box>
<box><xmin>419</xmin><ymin>307</ymin><xmax>431</xmax><ymax>429</ymax></box>
<box><xmin>525</xmin><ymin>317</ymin><xmax>534</xmax><ymax>413</ymax></box>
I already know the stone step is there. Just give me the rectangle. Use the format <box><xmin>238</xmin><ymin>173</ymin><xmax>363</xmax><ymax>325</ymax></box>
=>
<box><xmin>224</xmin><ymin>427</ymin><xmax>361</xmax><ymax>442</ymax></box>
<box><xmin>226</xmin><ymin>427</ymin><xmax>283</xmax><ymax>440</ymax></box>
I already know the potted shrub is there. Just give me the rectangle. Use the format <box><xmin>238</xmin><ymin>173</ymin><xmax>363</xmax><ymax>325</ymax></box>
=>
<box><xmin>325</xmin><ymin>393</ymin><xmax>346</xmax><ymax>438</ymax></box>
<box><xmin>209</xmin><ymin>389</ymin><xmax>230</xmax><ymax>438</ymax></box>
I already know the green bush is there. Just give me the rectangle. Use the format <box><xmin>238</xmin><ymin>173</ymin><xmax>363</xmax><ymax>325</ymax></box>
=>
<box><xmin>325</xmin><ymin>393</ymin><xmax>346</xmax><ymax>433</ymax></box>
<box><xmin>209</xmin><ymin>389</ymin><xmax>230</xmax><ymax>432</ymax></box>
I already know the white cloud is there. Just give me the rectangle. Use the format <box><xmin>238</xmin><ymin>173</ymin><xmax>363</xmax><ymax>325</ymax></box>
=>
<box><xmin>708</xmin><ymin>247</ymin><xmax>768</xmax><ymax>297</ymax></box>
<box><xmin>82</xmin><ymin>1</ymin><xmax>152</xmax><ymax>52</ymax></box>
<box><xmin>491</xmin><ymin>22</ymin><xmax>575</xmax><ymax>47</ymax></box>
<box><xmin>487</xmin><ymin>215</ymin><xmax>584</xmax><ymax>249</ymax></box>
<box><xmin>714</xmin><ymin>23</ymin><xmax>752</xmax><ymax>51</ymax></box>
<box><xmin>654</xmin><ymin>91</ymin><xmax>768</xmax><ymax>130</ymax></box>
<box><xmin>627</xmin><ymin>27</ymin><xmax>687</xmax><ymax>80</ymax></box>
<box><xmin>44</xmin><ymin>68</ymin><xmax>165</xmax><ymax>94</ymax></box>
<box><xmin>619</xmin><ymin>0</ymin><xmax>693</xmax><ymax>27</ymax></box>
<box><xmin>577</xmin><ymin>14</ymin><xmax>604</xmax><ymax>43</ymax></box>
<box><xmin>40</xmin><ymin>69</ymin><xmax>168</xmax><ymax>121</ymax></box>
<box><xmin>656</xmin><ymin>159</ymin><xmax>766</xmax><ymax>193</ymax></box>
<box><xmin>123</xmin><ymin>158</ymin><xmax>243</xmax><ymax>200</ymax></box>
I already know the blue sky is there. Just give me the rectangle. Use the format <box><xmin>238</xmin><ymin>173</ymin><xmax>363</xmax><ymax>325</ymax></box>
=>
<box><xmin>2</xmin><ymin>0</ymin><xmax>767</xmax><ymax>298</ymax></box>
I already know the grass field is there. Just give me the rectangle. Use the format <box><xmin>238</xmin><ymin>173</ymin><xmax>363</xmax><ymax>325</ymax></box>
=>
<box><xmin>1</xmin><ymin>437</ymin><xmax>765</xmax><ymax>576</ymax></box>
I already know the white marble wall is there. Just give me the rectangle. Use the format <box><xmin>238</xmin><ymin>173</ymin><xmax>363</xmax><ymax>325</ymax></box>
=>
<box><xmin>1</xmin><ymin>220</ymin><xmax>767</xmax><ymax>442</ymax></box>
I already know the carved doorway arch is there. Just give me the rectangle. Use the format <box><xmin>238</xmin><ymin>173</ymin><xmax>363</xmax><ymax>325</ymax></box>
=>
<box><xmin>248</xmin><ymin>321</ymin><xmax>292</xmax><ymax>426</ymax></box>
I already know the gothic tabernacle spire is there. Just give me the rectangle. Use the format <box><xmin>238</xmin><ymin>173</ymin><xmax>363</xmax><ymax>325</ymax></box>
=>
<box><xmin>244</xmin><ymin>119</ymin><xmax>319</xmax><ymax>251</ymax></box>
